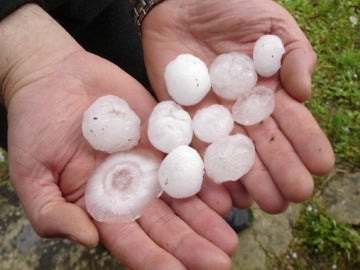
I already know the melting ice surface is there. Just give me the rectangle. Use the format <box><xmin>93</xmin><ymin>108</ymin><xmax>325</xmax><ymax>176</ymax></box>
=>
<box><xmin>192</xmin><ymin>104</ymin><xmax>234</xmax><ymax>143</ymax></box>
<box><xmin>210</xmin><ymin>52</ymin><xmax>257</xmax><ymax>100</ymax></box>
<box><xmin>253</xmin><ymin>34</ymin><xmax>285</xmax><ymax>77</ymax></box>
<box><xmin>232</xmin><ymin>86</ymin><xmax>275</xmax><ymax>126</ymax></box>
<box><xmin>82</xmin><ymin>95</ymin><xmax>140</xmax><ymax>153</ymax></box>
<box><xmin>85</xmin><ymin>150</ymin><xmax>162</xmax><ymax>223</ymax></box>
<box><xmin>204</xmin><ymin>134</ymin><xmax>255</xmax><ymax>184</ymax></box>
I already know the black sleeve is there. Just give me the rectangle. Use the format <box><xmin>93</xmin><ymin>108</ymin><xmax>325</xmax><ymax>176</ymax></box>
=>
<box><xmin>0</xmin><ymin>0</ymin><xmax>44</xmax><ymax>20</ymax></box>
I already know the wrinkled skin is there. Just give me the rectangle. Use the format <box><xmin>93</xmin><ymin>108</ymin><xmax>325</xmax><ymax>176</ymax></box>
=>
<box><xmin>2</xmin><ymin>1</ymin><xmax>335</xmax><ymax>270</ymax></box>
<box><xmin>142</xmin><ymin>0</ymin><xmax>335</xmax><ymax>214</ymax></box>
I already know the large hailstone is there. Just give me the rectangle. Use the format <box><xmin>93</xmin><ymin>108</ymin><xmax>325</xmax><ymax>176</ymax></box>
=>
<box><xmin>232</xmin><ymin>86</ymin><xmax>275</xmax><ymax>126</ymax></box>
<box><xmin>164</xmin><ymin>54</ymin><xmax>211</xmax><ymax>106</ymax></box>
<box><xmin>209</xmin><ymin>53</ymin><xmax>257</xmax><ymax>100</ymax></box>
<box><xmin>192</xmin><ymin>104</ymin><xmax>234</xmax><ymax>143</ymax></box>
<box><xmin>204</xmin><ymin>134</ymin><xmax>255</xmax><ymax>184</ymax></box>
<box><xmin>158</xmin><ymin>145</ymin><xmax>204</xmax><ymax>199</ymax></box>
<box><xmin>85</xmin><ymin>150</ymin><xmax>162</xmax><ymax>223</ymax></box>
<box><xmin>82</xmin><ymin>95</ymin><xmax>141</xmax><ymax>153</ymax></box>
<box><xmin>147</xmin><ymin>100</ymin><xmax>193</xmax><ymax>153</ymax></box>
<box><xmin>253</xmin><ymin>34</ymin><xmax>285</xmax><ymax>77</ymax></box>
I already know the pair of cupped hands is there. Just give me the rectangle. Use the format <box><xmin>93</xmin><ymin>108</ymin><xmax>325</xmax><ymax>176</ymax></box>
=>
<box><xmin>1</xmin><ymin>1</ymin><xmax>334</xmax><ymax>269</ymax></box>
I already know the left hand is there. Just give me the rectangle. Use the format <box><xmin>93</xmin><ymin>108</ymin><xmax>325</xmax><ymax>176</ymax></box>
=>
<box><xmin>141</xmin><ymin>0</ymin><xmax>335</xmax><ymax>214</ymax></box>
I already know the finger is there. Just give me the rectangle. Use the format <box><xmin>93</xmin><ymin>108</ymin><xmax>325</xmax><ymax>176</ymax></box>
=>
<box><xmin>197</xmin><ymin>177</ymin><xmax>233</xmax><ymax>216</ymax></box>
<box><xmin>138</xmin><ymin>199</ymin><xmax>233</xmax><ymax>269</ymax></box>
<box><xmin>97</xmin><ymin>222</ymin><xmax>186</xmax><ymax>270</ymax></box>
<box><xmin>139</xmin><ymin>197</ymin><xmax>231</xmax><ymax>269</ymax></box>
<box><xmin>168</xmin><ymin>196</ymin><xmax>239</xmax><ymax>255</ymax></box>
<box><xmin>97</xmin><ymin>221</ymin><xmax>185</xmax><ymax>270</ymax></box>
<box><xmin>244</xmin><ymin>108</ymin><xmax>314</xmax><ymax>203</ymax></box>
<box><xmin>9</xmin><ymin>154</ymin><xmax>98</xmax><ymax>247</ymax></box>
<box><xmin>280</xmin><ymin>48</ymin><xmax>317</xmax><ymax>102</ymax></box>
<box><xmin>273</xmin><ymin>3</ymin><xmax>317</xmax><ymax>102</ymax></box>
<box><xmin>223</xmin><ymin>180</ymin><xmax>253</xmax><ymax>210</ymax></box>
<box><xmin>240</xmin><ymin>155</ymin><xmax>289</xmax><ymax>214</ymax></box>
<box><xmin>273</xmin><ymin>89</ymin><xmax>335</xmax><ymax>175</ymax></box>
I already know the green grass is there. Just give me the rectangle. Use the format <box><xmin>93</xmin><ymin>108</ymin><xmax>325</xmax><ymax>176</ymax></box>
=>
<box><xmin>294</xmin><ymin>201</ymin><xmax>360</xmax><ymax>269</ymax></box>
<box><xmin>276</xmin><ymin>0</ymin><xmax>360</xmax><ymax>269</ymax></box>
<box><xmin>278</xmin><ymin>0</ymin><xmax>360</xmax><ymax>167</ymax></box>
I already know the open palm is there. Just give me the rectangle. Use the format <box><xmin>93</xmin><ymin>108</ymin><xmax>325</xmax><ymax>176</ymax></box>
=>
<box><xmin>6</xmin><ymin>51</ymin><xmax>236</xmax><ymax>269</ymax></box>
<box><xmin>142</xmin><ymin>0</ymin><xmax>335</xmax><ymax>213</ymax></box>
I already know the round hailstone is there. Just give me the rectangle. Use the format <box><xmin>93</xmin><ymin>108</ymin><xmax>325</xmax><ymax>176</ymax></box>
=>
<box><xmin>164</xmin><ymin>54</ymin><xmax>211</xmax><ymax>106</ymax></box>
<box><xmin>232</xmin><ymin>85</ymin><xmax>275</xmax><ymax>126</ymax></box>
<box><xmin>209</xmin><ymin>52</ymin><xmax>257</xmax><ymax>100</ymax></box>
<box><xmin>158</xmin><ymin>145</ymin><xmax>204</xmax><ymax>199</ymax></box>
<box><xmin>204</xmin><ymin>134</ymin><xmax>255</xmax><ymax>184</ymax></box>
<box><xmin>82</xmin><ymin>95</ymin><xmax>141</xmax><ymax>153</ymax></box>
<box><xmin>147</xmin><ymin>100</ymin><xmax>193</xmax><ymax>153</ymax></box>
<box><xmin>192</xmin><ymin>104</ymin><xmax>234</xmax><ymax>143</ymax></box>
<box><xmin>85</xmin><ymin>150</ymin><xmax>162</xmax><ymax>223</ymax></box>
<box><xmin>253</xmin><ymin>34</ymin><xmax>285</xmax><ymax>77</ymax></box>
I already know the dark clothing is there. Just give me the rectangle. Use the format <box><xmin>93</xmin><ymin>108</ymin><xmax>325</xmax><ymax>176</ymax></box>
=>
<box><xmin>0</xmin><ymin>0</ymin><xmax>150</xmax><ymax>149</ymax></box>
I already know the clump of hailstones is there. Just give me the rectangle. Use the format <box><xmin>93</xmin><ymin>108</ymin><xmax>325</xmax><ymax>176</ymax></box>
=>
<box><xmin>209</xmin><ymin>52</ymin><xmax>257</xmax><ymax>100</ymax></box>
<box><xmin>147</xmin><ymin>100</ymin><xmax>193</xmax><ymax>153</ymax></box>
<box><xmin>253</xmin><ymin>34</ymin><xmax>285</xmax><ymax>77</ymax></box>
<box><xmin>204</xmin><ymin>134</ymin><xmax>256</xmax><ymax>184</ymax></box>
<box><xmin>82</xmin><ymin>95</ymin><xmax>140</xmax><ymax>153</ymax></box>
<box><xmin>192</xmin><ymin>104</ymin><xmax>234</xmax><ymax>143</ymax></box>
<box><xmin>158</xmin><ymin>145</ymin><xmax>204</xmax><ymax>199</ymax></box>
<box><xmin>164</xmin><ymin>54</ymin><xmax>211</xmax><ymax>106</ymax></box>
<box><xmin>85</xmin><ymin>150</ymin><xmax>162</xmax><ymax>223</ymax></box>
<box><xmin>232</xmin><ymin>86</ymin><xmax>275</xmax><ymax>126</ymax></box>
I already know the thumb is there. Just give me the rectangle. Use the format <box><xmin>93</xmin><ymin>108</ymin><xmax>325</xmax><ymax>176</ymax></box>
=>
<box><xmin>34</xmin><ymin>201</ymin><xmax>99</xmax><ymax>247</ymax></box>
<box><xmin>9</xmin><ymin>157</ymin><xmax>99</xmax><ymax>247</ymax></box>
<box><xmin>280</xmin><ymin>48</ymin><xmax>317</xmax><ymax>102</ymax></box>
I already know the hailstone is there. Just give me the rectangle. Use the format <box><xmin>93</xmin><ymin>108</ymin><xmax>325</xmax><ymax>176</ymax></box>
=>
<box><xmin>204</xmin><ymin>134</ymin><xmax>255</xmax><ymax>184</ymax></box>
<box><xmin>192</xmin><ymin>104</ymin><xmax>234</xmax><ymax>143</ymax></box>
<box><xmin>85</xmin><ymin>150</ymin><xmax>162</xmax><ymax>223</ymax></box>
<box><xmin>158</xmin><ymin>145</ymin><xmax>204</xmax><ymax>199</ymax></box>
<box><xmin>232</xmin><ymin>85</ymin><xmax>275</xmax><ymax>126</ymax></box>
<box><xmin>147</xmin><ymin>100</ymin><xmax>193</xmax><ymax>153</ymax></box>
<box><xmin>164</xmin><ymin>54</ymin><xmax>211</xmax><ymax>106</ymax></box>
<box><xmin>210</xmin><ymin>53</ymin><xmax>257</xmax><ymax>100</ymax></box>
<box><xmin>82</xmin><ymin>95</ymin><xmax>140</xmax><ymax>153</ymax></box>
<box><xmin>253</xmin><ymin>34</ymin><xmax>285</xmax><ymax>77</ymax></box>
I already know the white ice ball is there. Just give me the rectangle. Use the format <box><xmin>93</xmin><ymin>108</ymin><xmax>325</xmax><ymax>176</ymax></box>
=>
<box><xmin>204</xmin><ymin>134</ymin><xmax>255</xmax><ymax>184</ymax></box>
<box><xmin>210</xmin><ymin>53</ymin><xmax>258</xmax><ymax>100</ymax></box>
<box><xmin>82</xmin><ymin>95</ymin><xmax>141</xmax><ymax>153</ymax></box>
<box><xmin>232</xmin><ymin>86</ymin><xmax>275</xmax><ymax>126</ymax></box>
<box><xmin>192</xmin><ymin>104</ymin><xmax>234</xmax><ymax>143</ymax></box>
<box><xmin>164</xmin><ymin>54</ymin><xmax>211</xmax><ymax>106</ymax></box>
<box><xmin>85</xmin><ymin>150</ymin><xmax>162</xmax><ymax>223</ymax></box>
<box><xmin>147</xmin><ymin>100</ymin><xmax>193</xmax><ymax>153</ymax></box>
<box><xmin>253</xmin><ymin>34</ymin><xmax>285</xmax><ymax>77</ymax></box>
<box><xmin>158</xmin><ymin>145</ymin><xmax>204</xmax><ymax>199</ymax></box>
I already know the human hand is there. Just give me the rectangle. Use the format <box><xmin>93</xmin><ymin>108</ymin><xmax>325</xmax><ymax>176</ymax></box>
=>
<box><xmin>1</xmin><ymin>4</ymin><xmax>237</xmax><ymax>269</ymax></box>
<box><xmin>142</xmin><ymin>0</ymin><xmax>335</xmax><ymax>213</ymax></box>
